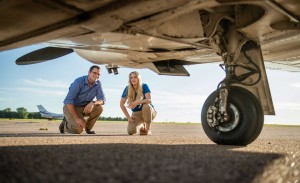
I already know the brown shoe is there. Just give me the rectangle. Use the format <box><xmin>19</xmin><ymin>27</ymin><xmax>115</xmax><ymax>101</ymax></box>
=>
<box><xmin>86</xmin><ymin>129</ymin><xmax>96</xmax><ymax>134</ymax></box>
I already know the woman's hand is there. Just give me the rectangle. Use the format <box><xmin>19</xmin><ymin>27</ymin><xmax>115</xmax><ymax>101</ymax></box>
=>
<box><xmin>128</xmin><ymin>101</ymin><xmax>139</xmax><ymax>109</ymax></box>
<box><xmin>128</xmin><ymin>117</ymin><xmax>134</xmax><ymax>123</ymax></box>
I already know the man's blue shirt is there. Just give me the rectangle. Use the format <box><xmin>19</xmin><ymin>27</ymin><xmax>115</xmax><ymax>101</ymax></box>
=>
<box><xmin>121</xmin><ymin>83</ymin><xmax>153</xmax><ymax>112</ymax></box>
<box><xmin>64</xmin><ymin>76</ymin><xmax>106</xmax><ymax>106</ymax></box>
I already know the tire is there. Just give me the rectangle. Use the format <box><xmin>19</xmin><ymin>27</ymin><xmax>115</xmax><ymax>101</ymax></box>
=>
<box><xmin>201</xmin><ymin>86</ymin><xmax>264</xmax><ymax>145</ymax></box>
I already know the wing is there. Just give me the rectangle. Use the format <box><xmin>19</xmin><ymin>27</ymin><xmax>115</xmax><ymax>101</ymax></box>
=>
<box><xmin>2</xmin><ymin>0</ymin><xmax>299</xmax><ymax>75</ymax></box>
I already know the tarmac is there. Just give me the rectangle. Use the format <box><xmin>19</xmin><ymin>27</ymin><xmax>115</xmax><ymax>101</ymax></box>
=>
<box><xmin>0</xmin><ymin>119</ymin><xmax>299</xmax><ymax>183</ymax></box>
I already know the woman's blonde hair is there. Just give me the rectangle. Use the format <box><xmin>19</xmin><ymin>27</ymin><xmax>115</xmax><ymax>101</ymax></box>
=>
<box><xmin>127</xmin><ymin>71</ymin><xmax>143</xmax><ymax>104</ymax></box>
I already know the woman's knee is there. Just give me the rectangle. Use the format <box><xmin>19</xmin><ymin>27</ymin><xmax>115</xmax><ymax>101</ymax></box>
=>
<box><xmin>127</xmin><ymin>123</ymin><xmax>137</xmax><ymax>135</ymax></box>
<box><xmin>142</xmin><ymin>104</ymin><xmax>151</xmax><ymax>111</ymax></box>
<box><xmin>127</xmin><ymin>128</ymin><xmax>136</xmax><ymax>135</ymax></box>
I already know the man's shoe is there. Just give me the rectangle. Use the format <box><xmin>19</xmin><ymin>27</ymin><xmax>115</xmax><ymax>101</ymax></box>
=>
<box><xmin>86</xmin><ymin>129</ymin><xmax>95</xmax><ymax>134</ymax></box>
<box><xmin>59</xmin><ymin>117</ymin><xmax>66</xmax><ymax>134</ymax></box>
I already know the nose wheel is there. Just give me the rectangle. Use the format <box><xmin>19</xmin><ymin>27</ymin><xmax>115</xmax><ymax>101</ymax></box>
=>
<box><xmin>201</xmin><ymin>86</ymin><xmax>264</xmax><ymax>145</ymax></box>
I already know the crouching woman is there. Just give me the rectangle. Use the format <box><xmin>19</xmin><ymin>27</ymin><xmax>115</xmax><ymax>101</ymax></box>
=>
<box><xmin>120</xmin><ymin>71</ymin><xmax>156</xmax><ymax>135</ymax></box>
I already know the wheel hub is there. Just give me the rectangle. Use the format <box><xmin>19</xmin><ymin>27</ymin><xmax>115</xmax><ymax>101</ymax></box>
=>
<box><xmin>207</xmin><ymin>103</ymin><xmax>240</xmax><ymax>132</ymax></box>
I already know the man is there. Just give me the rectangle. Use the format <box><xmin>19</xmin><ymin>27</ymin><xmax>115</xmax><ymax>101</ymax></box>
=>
<box><xmin>59</xmin><ymin>65</ymin><xmax>106</xmax><ymax>134</ymax></box>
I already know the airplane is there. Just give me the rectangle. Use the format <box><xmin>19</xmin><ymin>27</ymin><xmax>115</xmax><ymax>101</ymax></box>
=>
<box><xmin>37</xmin><ymin>105</ymin><xmax>64</xmax><ymax>120</ymax></box>
<box><xmin>1</xmin><ymin>0</ymin><xmax>299</xmax><ymax>145</ymax></box>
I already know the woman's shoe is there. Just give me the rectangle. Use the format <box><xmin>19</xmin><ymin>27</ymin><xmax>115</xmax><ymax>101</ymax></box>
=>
<box><xmin>140</xmin><ymin>128</ymin><xmax>151</xmax><ymax>135</ymax></box>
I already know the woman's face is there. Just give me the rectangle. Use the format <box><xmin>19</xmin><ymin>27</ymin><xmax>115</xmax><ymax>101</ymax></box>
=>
<box><xmin>130</xmin><ymin>73</ymin><xmax>139</xmax><ymax>86</ymax></box>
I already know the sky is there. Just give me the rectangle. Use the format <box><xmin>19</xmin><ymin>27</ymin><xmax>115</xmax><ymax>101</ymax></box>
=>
<box><xmin>0</xmin><ymin>45</ymin><xmax>300</xmax><ymax>125</ymax></box>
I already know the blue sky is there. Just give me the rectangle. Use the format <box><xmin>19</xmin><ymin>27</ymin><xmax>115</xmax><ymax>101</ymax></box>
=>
<box><xmin>0</xmin><ymin>45</ymin><xmax>300</xmax><ymax>125</ymax></box>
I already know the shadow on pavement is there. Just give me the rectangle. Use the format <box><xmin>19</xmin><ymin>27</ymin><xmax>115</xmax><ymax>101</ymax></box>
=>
<box><xmin>0</xmin><ymin>133</ymin><xmax>128</xmax><ymax>137</ymax></box>
<box><xmin>0</xmin><ymin>143</ymin><xmax>282</xmax><ymax>183</ymax></box>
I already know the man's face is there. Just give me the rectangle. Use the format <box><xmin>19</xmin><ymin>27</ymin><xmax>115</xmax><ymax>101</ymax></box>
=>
<box><xmin>88</xmin><ymin>68</ymin><xmax>100</xmax><ymax>82</ymax></box>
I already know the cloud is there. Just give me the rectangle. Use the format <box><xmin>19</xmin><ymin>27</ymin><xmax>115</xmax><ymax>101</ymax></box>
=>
<box><xmin>104</xmin><ymin>88</ymin><xmax>123</xmax><ymax>95</ymax></box>
<box><xmin>0</xmin><ymin>87</ymin><xmax>66</xmax><ymax>97</ymax></box>
<box><xmin>22</xmin><ymin>78</ymin><xmax>68</xmax><ymax>88</ymax></box>
<box><xmin>18</xmin><ymin>87</ymin><xmax>66</xmax><ymax>96</ymax></box>
<box><xmin>0</xmin><ymin>97</ymin><xmax>14</xmax><ymax>101</ymax></box>
<box><xmin>153</xmin><ymin>90</ymin><xmax>207</xmax><ymax>107</ymax></box>
<box><xmin>290</xmin><ymin>82</ymin><xmax>300</xmax><ymax>89</ymax></box>
<box><xmin>275</xmin><ymin>102</ymin><xmax>300</xmax><ymax>110</ymax></box>
<box><xmin>151</xmin><ymin>90</ymin><xmax>208</xmax><ymax>121</ymax></box>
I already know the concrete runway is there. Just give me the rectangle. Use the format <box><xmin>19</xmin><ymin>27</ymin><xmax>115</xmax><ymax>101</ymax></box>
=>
<box><xmin>0</xmin><ymin>119</ymin><xmax>299</xmax><ymax>183</ymax></box>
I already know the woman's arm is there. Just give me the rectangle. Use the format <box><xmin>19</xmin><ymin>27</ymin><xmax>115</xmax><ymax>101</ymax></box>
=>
<box><xmin>120</xmin><ymin>98</ymin><xmax>134</xmax><ymax>122</ymax></box>
<box><xmin>141</xmin><ymin>92</ymin><xmax>151</xmax><ymax>104</ymax></box>
<box><xmin>129</xmin><ymin>92</ymin><xmax>151</xmax><ymax>109</ymax></box>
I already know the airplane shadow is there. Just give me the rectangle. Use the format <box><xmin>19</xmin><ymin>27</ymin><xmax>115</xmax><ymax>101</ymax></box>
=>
<box><xmin>0</xmin><ymin>143</ymin><xmax>282</xmax><ymax>183</ymax></box>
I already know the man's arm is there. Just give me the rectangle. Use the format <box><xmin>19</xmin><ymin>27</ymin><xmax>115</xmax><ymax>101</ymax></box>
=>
<box><xmin>83</xmin><ymin>81</ymin><xmax>105</xmax><ymax>114</ymax></box>
<box><xmin>96</xmin><ymin>82</ymin><xmax>106</xmax><ymax>104</ymax></box>
<box><xmin>94</xmin><ymin>100</ymin><xmax>104</xmax><ymax>106</ymax></box>
<box><xmin>83</xmin><ymin>100</ymin><xmax>104</xmax><ymax>114</ymax></box>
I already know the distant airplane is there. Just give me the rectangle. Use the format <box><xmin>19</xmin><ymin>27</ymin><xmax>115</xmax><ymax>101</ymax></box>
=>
<box><xmin>37</xmin><ymin>105</ymin><xmax>64</xmax><ymax>120</ymax></box>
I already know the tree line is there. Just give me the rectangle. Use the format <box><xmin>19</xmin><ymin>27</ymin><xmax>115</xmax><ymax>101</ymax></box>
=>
<box><xmin>0</xmin><ymin>107</ymin><xmax>127</xmax><ymax>121</ymax></box>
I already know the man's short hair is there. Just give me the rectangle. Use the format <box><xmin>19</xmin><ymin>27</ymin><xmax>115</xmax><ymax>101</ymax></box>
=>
<box><xmin>89</xmin><ymin>65</ymin><xmax>100</xmax><ymax>72</ymax></box>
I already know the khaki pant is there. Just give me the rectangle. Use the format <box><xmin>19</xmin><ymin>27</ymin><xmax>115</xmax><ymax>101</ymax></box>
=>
<box><xmin>127</xmin><ymin>104</ymin><xmax>157</xmax><ymax>135</ymax></box>
<box><xmin>63</xmin><ymin>104</ymin><xmax>103</xmax><ymax>134</ymax></box>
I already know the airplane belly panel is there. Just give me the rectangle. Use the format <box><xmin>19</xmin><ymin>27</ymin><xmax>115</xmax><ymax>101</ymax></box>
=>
<box><xmin>74</xmin><ymin>49</ymin><xmax>141</xmax><ymax>68</ymax></box>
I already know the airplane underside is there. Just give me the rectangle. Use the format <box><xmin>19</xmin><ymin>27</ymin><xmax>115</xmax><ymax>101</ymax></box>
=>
<box><xmin>1</xmin><ymin>0</ymin><xmax>300</xmax><ymax>145</ymax></box>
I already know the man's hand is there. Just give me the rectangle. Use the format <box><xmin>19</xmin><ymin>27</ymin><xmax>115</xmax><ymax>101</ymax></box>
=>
<box><xmin>83</xmin><ymin>102</ymin><xmax>94</xmax><ymax>114</ymax></box>
<box><xmin>76</xmin><ymin>118</ymin><xmax>86</xmax><ymax>129</ymax></box>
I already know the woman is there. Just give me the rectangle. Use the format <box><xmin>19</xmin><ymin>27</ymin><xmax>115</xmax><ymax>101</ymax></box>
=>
<box><xmin>120</xmin><ymin>71</ymin><xmax>157</xmax><ymax>135</ymax></box>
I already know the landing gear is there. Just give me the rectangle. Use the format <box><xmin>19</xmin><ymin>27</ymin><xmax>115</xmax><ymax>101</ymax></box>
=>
<box><xmin>106</xmin><ymin>65</ymin><xmax>119</xmax><ymax>75</ymax></box>
<box><xmin>200</xmin><ymin>20</ymin><xmax>267</xmax><ymax>145</ymax></box>
<box><xmin>201</xmin><ymin>86</ymin><xmax>264</xmax><ymax>145</ymax></box>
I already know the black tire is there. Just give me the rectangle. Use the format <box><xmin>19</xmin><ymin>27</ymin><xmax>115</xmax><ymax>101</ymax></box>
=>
<box><xmin>201</xmin><ymin>86</ymin><xmax>264</xmax><ymax>145</ymax></box>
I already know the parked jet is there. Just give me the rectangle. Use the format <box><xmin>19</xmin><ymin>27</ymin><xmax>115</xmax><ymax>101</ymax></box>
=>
<box><xmin>37</xmin><ymin>105</ymin><xmax>64</xmax><ymax>120</ymax></box>
<box><xmin>1</xmin><ymin>0</ymin><xmax>299</xmax><ymax>145</ymax></box>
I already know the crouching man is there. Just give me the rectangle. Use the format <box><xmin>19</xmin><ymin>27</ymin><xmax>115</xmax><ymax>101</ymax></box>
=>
<box><xmin>59</xmin><ymin>65</ymin><xmax>106</xmax><ymax>134</ymax></box>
